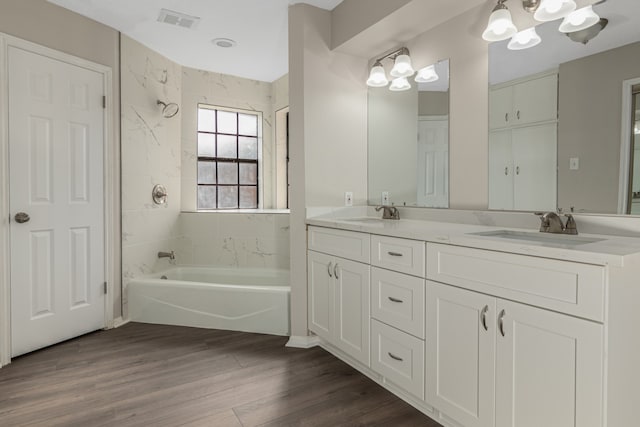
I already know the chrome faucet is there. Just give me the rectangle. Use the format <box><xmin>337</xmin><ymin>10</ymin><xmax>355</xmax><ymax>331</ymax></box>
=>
<box><xmin>158</xmin><ymin>251</ymin><xmax>175</xmax><ymax>260</ymax></box>
<box><xmin>534</xmin><ymin>212</ymin><xmax>578</xmax><ymax>235</ymax></box>
<box><xmin>375</xmin><ymin>205</ymin><xmax>400</xmax><ymax>220</ymax></box>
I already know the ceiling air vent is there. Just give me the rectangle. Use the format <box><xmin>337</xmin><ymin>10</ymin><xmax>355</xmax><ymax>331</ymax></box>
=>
<box><xmin>157</xmin><ymin>9</ymin><xmax>200</xmax><ymax>29</ymax></box>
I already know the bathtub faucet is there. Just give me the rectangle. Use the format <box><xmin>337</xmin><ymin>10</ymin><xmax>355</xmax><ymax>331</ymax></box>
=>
<box><xmin>158</xmin><ymin>251</ymin><xmax>175</xmax><ymax>260</ymax></box>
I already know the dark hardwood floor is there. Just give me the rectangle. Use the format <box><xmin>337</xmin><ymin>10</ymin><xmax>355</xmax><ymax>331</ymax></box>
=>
<box><xmin>0</xmin><ymin>323</ymin><xmax>441</xmax><ymax>427</ymax></box>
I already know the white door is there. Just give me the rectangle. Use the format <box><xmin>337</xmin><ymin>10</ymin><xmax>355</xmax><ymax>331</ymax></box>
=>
<box><xmin>417</xmin><ymin>118</ymin><xmax>449</xmax><ymax>208</ymax></box>
<box><xmin>488</xmin><ymin>130</ymin><xmax>514</xmax><ymax>210</ymax></box>
<box><xmin>308</xmin><ymin>251</ymin><xmax>333</xmax><ymax>341</ymax></box>
<box><xmin>426</xmin><ymin>281</ymin><xmax>496</xmax><ymax>427</ymax></box>
<box><xmin>495</xmin><ymin>300</ymin><xmax>603</xmax><ymax>427</ymax></box>
<box><xmin>9</xmin><ymin>46</ymin><xmax>105</xmax><ymax>357</ymax></box>
<box><xmin>512</xmin><ymin>123</ymin><xmax>557</xmax><ymax>211</ymax></box>
<box><xmin>333</xmin><ymin>257</ymin><xmax>370</xmax><ymax>365</ymax></box>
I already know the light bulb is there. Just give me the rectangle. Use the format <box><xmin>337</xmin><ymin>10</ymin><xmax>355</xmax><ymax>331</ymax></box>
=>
<box><xmin>508</xmin><ymin>27</ymin><xmax>542</xmax><ymax>50</ymax></box>
<box><xmin>366</xmin><ymin>62</ymin><xmax>388</xmax><ymax>87</ymax></box>
<box><xmin>534</xmin><ymin>0</ymin><xmax>576</xmax><ymax>22</ymax></box>
<box><xmin>559</xmin><ymin>6</ymin><xmax>600</xmax><ymax>33</ymax></box>
<box><xmin>390</xmin><ymin>54</ymin><xmax>414</xmax><ymax>78</ymax></box>
<box><xmin>389</xmin><ymin>77</ymin><xmax>411</xmax><ymax>92</ymax></box>
<box><xmin>483</xmin><ymin>7</ymin><xmax>517</xmax><ymax>41</ymax></box>
<box><xmin>415</xmin><ymin>65</ymin><xmax>439</xmax><ymax>83</ymax></box>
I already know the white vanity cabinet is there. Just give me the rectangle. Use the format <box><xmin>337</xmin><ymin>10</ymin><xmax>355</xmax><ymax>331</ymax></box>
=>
<box><xmin>306</xmin><ymin>221</ymin><xmax>640</xmax><ymax>427</ymax></box>
<box><xmin>426</xmin><ymin>243</ymin><xmax>604</xmax><ymax>427</ymax></box>
<box><xmin>308</xmin><ymin>227</ymin><xmax>371</xmax><ymax>366</ymax></box>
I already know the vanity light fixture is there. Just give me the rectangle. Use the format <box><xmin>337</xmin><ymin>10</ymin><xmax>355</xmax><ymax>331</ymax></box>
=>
<box><xmin>415</xmin><ymin>65</ymin><xmax>439</xmax><ymax>83</ymax></box>
<box><xmin>482</xmin><ymin>0</ymin><xmax>608</xmax><ymax>48</ymax></box>
<box><xmin>389</xmin><ymin>77</ymin><xmax>412</xmax><ymax>92</ymax></box>
<box><xmin>366</xmin><ymin>60</ymin><xmax>389</xmax><ymax>87</ymax></box>
<box><xmin>390</xmin><ymin>48</ymin><xmax>415</xmax><ymax>78</ymax></box>
<box><xmin>366</xmin><ymin>47</ymin><xmax>415</xmax><ymax>89</ymax></box>
<box><xmin>508</xmin><ymin>27</ymin><xmax>542</xmax><ymax>50</ymax></box>
<box><xmin>534</xmin><ymin>0</ymin><xmax>576</xmax><ymax>22</ymax></box>
<box><xmin>482</xmin><ymin>0</ymin><xmax>518</xmax><ymax>41</ymax></box>
<box><xmin>559</xmin><ymin>5</ymin><xmax>601</xmax><ymax>33</ymax></box>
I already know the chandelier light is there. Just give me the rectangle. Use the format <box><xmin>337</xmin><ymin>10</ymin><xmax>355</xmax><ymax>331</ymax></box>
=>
<box><xmin>508</xmin><ymin>27</ymin><xmax>542</xmax><ymax>50</ymax></box>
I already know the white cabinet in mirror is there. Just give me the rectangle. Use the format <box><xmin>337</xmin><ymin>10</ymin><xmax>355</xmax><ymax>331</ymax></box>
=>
<box><xmin>488</xmin><ymin>0</ymin><xmax>640</xmax><ymax>215</ymax></box>
<box><xmin>368</xmin><ymin>59</ymin><xmax>449</xmax><ymax>209</ymax></box>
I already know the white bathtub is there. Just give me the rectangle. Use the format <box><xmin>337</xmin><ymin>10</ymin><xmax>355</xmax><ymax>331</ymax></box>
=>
<box><xmin>127</xmin><ymin>267</ymin><xmax>290</xmax><ymax>336</ymax></box>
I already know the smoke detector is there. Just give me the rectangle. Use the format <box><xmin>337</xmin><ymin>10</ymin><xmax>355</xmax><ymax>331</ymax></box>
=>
<box><xmin>212</xmin><ymin>38</ymin><xmax>237</xmax><ymax>48</ymax></box>
<box><xmin>157</xmin><ymin>9</ymin><xmax>200</xmax><ymax>29</ymax></box>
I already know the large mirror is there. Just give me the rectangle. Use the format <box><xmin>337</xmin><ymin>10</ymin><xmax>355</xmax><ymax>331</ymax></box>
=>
<box><xmin>488</xmin><ymin>0</ymin><xmax>640</xmax><ymax>215</ymax></box>
<box><xmin>368</xmin><ymin>59</ymin><xmax>450</xmax><ymax>208</ymax></box>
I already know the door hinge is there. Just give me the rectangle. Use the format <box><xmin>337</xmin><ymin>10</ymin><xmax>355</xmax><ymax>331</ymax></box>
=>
<box><xmin>103</xmin><ymin>282</ymin><xmax>108</xmax><ymax>294</ymax></box>
<box><xmin>102</xmin><ymin>95</ymin><xmax>106</xmax><ymax>109</ymax></box>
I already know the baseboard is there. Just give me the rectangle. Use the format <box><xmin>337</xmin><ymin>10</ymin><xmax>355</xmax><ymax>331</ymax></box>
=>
<box><xmin>113</xmin><ymin>317</ymin><xmax>130</xmax><ymax>328</ymax></box>
<box><xmin>286</xmin><ymin>335</ymin><xmax>321</xmax><ymax>348</ymax></box>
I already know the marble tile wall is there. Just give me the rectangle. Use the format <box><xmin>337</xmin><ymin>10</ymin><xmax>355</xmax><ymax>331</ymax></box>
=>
<box><xmin>176</xmin><ymin>213</ymin><xmax>290</xmax><ymax>269</ymax></box>
<box><xmin>121</xmin><ymin>37</ymin><xmax>291</xmax><ymax>316</ymax></box>
<box><xmin>120</xmin><ymin>36</ymin><xmax>183</xmax><ymax>315</ymax></box>
<box><xmin>181</xmin><ymin>68</ymin><xmax>289</xmax><ymax>210</ymax></box>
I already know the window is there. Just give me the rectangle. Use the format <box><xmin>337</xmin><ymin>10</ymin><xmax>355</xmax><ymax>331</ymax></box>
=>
<box><xmin>197</xmin><ymin>105</ymin><xmax>261</xmax><ymax>209</ymax></box>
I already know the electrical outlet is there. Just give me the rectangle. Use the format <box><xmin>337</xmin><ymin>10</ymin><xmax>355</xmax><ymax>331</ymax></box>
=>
<box><xmin>381</xmin><ymin>191</ymin><xmax>390</xmax><ymax>205</ymax></box>
<box><xmin>344</xmin><ymin>191</ymin><xmax>353</xmax><ymax>207</ymax></box>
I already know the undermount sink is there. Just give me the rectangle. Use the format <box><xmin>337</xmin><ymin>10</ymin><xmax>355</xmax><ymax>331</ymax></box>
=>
<box><xmin>339</xmin><ymin>217</ymin><xmax>386</xmax><ymax>225</ymax></box>
<box><xmin>468</xmin><ymin>230</ymin><xmax>605</xmax><ymax>247</ymax></box>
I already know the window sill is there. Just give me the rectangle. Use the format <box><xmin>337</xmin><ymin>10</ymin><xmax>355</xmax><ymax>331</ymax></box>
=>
<box><xmin>182</xmin><ymin>209</ymin><xmax>290</xmax><ymax>214</ymax></box>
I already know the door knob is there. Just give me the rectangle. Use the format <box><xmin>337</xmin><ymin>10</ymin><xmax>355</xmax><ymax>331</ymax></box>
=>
<box><xmin>14</xmin><ymin>212</ymin><xmax>30</xmax><ymax>223</ymax></box>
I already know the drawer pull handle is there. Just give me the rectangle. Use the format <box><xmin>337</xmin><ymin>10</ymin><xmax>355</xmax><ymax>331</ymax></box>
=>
<box><xmin>388</xmin><ymin>352</ymin><xmax>403</xmax><ymax>362</ymax></box>
<box><xmin>388</xmin><ymin>251</ymin><xmax>403</xmax><ymax>257</ymax></box>
<box><xmin>388</xmin><ymin>297</ymin><xmax>404</xmax><ymax>303</ymax></box>
<box><xmin>498</xmin><ymin>309</ymin><xmax>506</xmax><ymax>337</ymax></box>
<box><xmin>327</xmin><ymin>262</ymin><xmax>333</xmax><ymax>278</ymax></box>
<box><xmin>481</xmin><ymin>305</ymin><xmax>489</xmax><ymax>331</ymax></box>
<box><xmin>334</xmin><ymin>263</ymin><xmax>339</xmax><ymax>279</ymax></box>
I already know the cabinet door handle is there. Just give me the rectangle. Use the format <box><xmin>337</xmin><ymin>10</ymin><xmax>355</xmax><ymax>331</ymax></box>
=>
<box><xmin>516</xmin><ymin>166</ymin><xmax>520</xmax><ymax>175</ymax></box>
<box><xmin>334</xmin><ymin>263</ymin><xmax>339</xmax><ymax>279</ymax></box>
<box><xmin>388</xmin><ymin>296</ymin><xmax>404</xmax><ymax>303</ymax></box>
<box><xmin>481</xmin><ymin>305</ymin><xmax>489</xmax><ymax>331</ymax></box>
<box><xmin>388</xmin><ymin>352</ymin><xmax>403</xmax><ymax>362</ymax></box>
<box><xmin>504</xmin><ymin>167</ymin><xmax>508</xmax><ymax>176</ymax></box>
<box><xmin>517</xmin><ymin>110</ymin><xmax>520</xmax><ymax>120</ymax></box>
<box><xmin>388</xmin><ymin>251</ymin><xmax>403</xmax><ymax>257</ymax></box>
<box><xmin>327</xmin><ymin>262</ymin><xmax>333</xmax><ymax>278</ymax></box>
<box><xmin>498</xmin><ymin>309</ymin><xmax>506</xmax><ymax>337</ymax></box>
<box><xmin>505</xmin><ymin>113</ymin><xmax>509</xmax><ymax>122</ymax></box>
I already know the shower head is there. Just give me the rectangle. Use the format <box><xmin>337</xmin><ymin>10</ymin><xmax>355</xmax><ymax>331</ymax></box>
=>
<box><xmin>157</xmin><ymin>100</ymin><xmax>179</xmax><ymax>118</ymax></box>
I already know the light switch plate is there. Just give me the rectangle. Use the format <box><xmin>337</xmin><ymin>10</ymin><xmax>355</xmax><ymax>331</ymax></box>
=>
<box><xmin>381</xmin><ymin>191</ymin><xmax>390</xmax><ymax>205</ymax></box>
<box><xmin>344</xmin><ymin>191</ymin><xmax>353</xmax><ymax>206</ymax></box>
<box><xmin>570</xmin><ymin>157</ymin><xmax>579</xmax><ymax>170</ymax></box>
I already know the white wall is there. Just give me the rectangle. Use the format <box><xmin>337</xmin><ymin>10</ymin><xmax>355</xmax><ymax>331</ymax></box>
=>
<box><xmin>288</xmin><ymin>4</ymin><xmax>369</xmax><ymax>336</ymax></box>
<box><xmin>120</xmin><ymin>36</ymin><xmax>182</xmax><ymax>316</ymax></box>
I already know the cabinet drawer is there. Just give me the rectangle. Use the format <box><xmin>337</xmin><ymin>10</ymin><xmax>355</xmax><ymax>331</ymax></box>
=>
<box><xmin>371</xmin><ymin>319</ymin><xmax>425</xmax><ymax>400</ymax></box>
<box><xmin>427</xmin><ymin>243</ymin><xmax>605</xmax><ymax>321</ymax></box>
<box><xmin>371</xmin><ymin>267</ymin><xmax>425</xmax><ymax>339</ymax></box>
<box><xmin>308</xmin><ymin>226</ymin><xmax>370</xmax><ymax>263</ymax></box>
<box><xmin>371</xmin><ymin>235</ymin><xmax>425</xmax><ymax>277</ymax></box>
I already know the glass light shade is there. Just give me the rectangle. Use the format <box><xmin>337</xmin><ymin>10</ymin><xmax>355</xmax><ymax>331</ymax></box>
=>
<box><xmin>366</xmin><ymin>64</ymin><xmax>389</xmax><ymax>87</ymax></box>
<box><xmin>559</xmin><ymin>6</ymin><xmax>600</xmax><ymax>33</ymax></box>
<box><xmin>482</xmin><ymin>8</ymin><xmax>518</xmax><ymax>42</ymax></box>
<box><xmin>507</xmin><ymin>27</ymin><xmax>542</xmax><ymax>50</ymax></box>
<box><xmin>389</xmin><ymin>77</ymin><xmax>411</xmax><ymax>92</ymax></box>
<box><xmin>390</xmin><ymin>54</ymin><xmax>414</xmax><ymax>78</ymax></box>
<box><xmin>534</xmin><ymin>0</ymin><xmax>576</xmax><ymax>22</ymax></box>
<box><xmin>414</xmin><ymin>65</ymin><xmax>439</xmax><ymax>83</ymax></box>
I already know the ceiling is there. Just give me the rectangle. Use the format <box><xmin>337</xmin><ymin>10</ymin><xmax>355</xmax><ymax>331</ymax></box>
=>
<box><xmin>47</xmin><ymin>0</ymin><xmax>343</xmax><ymax>82</ymax></box>
<box><xmin>489</xmin><ymin>0</ymin><xmax>640</xmax><ymax>85</ymax></box>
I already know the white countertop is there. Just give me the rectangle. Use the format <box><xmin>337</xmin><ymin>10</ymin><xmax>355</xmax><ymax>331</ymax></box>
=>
<box><xmin>307</xmin><ymin>216</ymin><xmax>640</xmax><ymax>267</ymax></box>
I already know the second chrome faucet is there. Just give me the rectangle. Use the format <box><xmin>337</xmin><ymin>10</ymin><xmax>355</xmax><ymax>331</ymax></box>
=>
<box><xmin>375</xmin><ymin>205</ymin><xmax>400</xmax><ymax>220</ymax></box>
<box><xmin>534</xmin><ymin>212</ymin><xmax>578</xmax><ymax>235</ymax></box>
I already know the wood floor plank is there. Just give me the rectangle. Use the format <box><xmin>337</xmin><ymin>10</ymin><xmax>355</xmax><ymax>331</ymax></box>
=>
<box><xmin>0</xmin><ymin>322</ymin><xmax>440</xmax><ymax>427</ymax></box>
